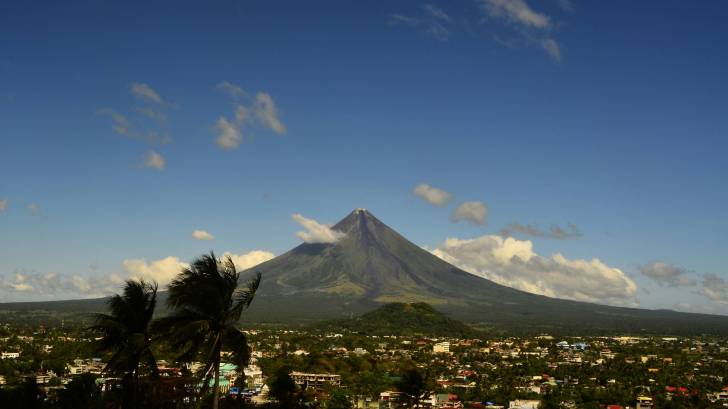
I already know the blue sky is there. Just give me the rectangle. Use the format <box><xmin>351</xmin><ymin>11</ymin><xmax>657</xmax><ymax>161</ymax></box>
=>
<box><xmin>1</xmin><ymin>0</ymin><xmax>727</xmax><ymax>312</ymax></box>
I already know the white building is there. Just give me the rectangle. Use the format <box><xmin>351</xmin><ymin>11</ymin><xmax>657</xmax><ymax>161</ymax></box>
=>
<box><xmin>1</xmin><ymin>352</ymin><xmax>20</xmax><ymax>359</ymax></box>
<box><xmin>509</xmin><ymin>399</ymin><xmax>540</xmax><ymax>409</ymax></box>
<box><xmin>290</xmin><ymin>372</ymin><xmax>341</xmax><ymax>388</ymax></box>
<box><xmin>433</xmin><ymin>342</ymin><xmax>450</xmax><ymax>354</ymax></box>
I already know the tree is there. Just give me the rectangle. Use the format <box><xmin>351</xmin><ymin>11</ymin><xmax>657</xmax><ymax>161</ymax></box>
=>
<box><xmin>155</xmin><ymin>252</ymin><xmax>261</xmax><ymax>409</ymax></box>
<box><xmin>90</xmin><ymin>279</ymin><xmax>158</xmax><ymax>409</ymax></box>
<box><xmin>267</xmin><ymin>366</ymin><xmax>300</xmax><ymax>408</ymax></box>
<box><xmin>395</xmin><ymin>366</ymin><xmax>432</xmax><ymax>409</ymax></box>
<box><xmin>326</xmin><ymin>388</ymin><xmax>353</xmax><ymax>409</ymax></box>
<box><xmin>55</xmin><ymin>373</ymin><xmax>102</xmax><ymax>409</ymax></box>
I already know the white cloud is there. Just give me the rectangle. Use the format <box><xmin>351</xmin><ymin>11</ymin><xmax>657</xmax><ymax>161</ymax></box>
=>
<box><xmin>131</xmin><ymin>83</ymin><xmax>163</xmax><ymax>104</ymax></box>
<box><xmin>192</xmin><ymin>230</ymin><xmax>214</xmax><ymax>241</ymax></box>
<box><xmin>123</xmin><ymin>256</ymin><xmax>189</xmax><ymax>286</ymax></box>
<box><xmin>292</xmin><ymin>213</ymin><xmax>346</xmax><ymax>244</ymax></box>
<box><xmin>413</xmin><ymin>183</ymin><xmax>452</xmax><ymax>206</ymax></box>
<box><xmin>480</xmin><ymin>0</ymin><xmax>552</xmax><ymax>29</ymax></box>
<box><xmin>0</xmin><ymin>198</ymin><xmax>7</xmax><ymax>212</ymax></box>
<box><xmin>221</xmin><ymin>250</ymin><xmax>275</xmax><ymax>272</ymax></box>
<box><xmin>451</xmin><ymin>201</ymin><xmax>487</xmax><ymax>225</ymax></box>
<box><xmin>216</xmin><ymin>81</ymin><xmax>246</xmax><ymax>99</ymax></box>
<box><xmin>143</xmin><ymin>150</ymin><xmax>166</xmax><ymax>170</ymax></box>
<box><xmin>639</xmin><ymin>261</ymin><xmax>696</xmax><ymax>287</ymax></box>
<box><xmin>541</xmin><ymin>38</ymin><xmax>562</xmax><ymax>62</ymax></box>
<box><xmin>430</xmin><ymin>234</ymin><xmax>638</xmax><ymax>306</ymax></box>
<box><xmin>215</xmin><ymin>116</ymin><xmax>242</xmax><ymax>150</ymax></box>
<box><xmin>254</xmin><ymin>92</ymin><xmax>287</xmax><ymax>134</ymax></box>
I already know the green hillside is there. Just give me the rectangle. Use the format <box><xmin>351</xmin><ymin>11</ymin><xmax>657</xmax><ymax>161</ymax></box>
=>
<box><xmin>312</xmin><ymin>302</ymin><xmax>480</xmax><ymax>338</ymax></box>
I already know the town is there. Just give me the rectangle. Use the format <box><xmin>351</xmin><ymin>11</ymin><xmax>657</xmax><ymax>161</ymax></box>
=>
<box><xmin>2</xmin><ymin>316</ymin><xmax>728</xmax><ymax>408</ymax></box>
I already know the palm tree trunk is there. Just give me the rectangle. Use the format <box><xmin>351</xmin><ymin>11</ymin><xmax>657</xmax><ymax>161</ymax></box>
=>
<box><xmin>212</xmin><ymin>353</ymin><xmax>221</xmax><ymax>409</ymax></box>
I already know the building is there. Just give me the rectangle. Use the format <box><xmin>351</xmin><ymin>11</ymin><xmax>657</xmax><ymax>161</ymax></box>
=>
<box><xmin>433</xmin><ymin>342</ymin><xmax>450</xmax><ymax>354</ymax></box>
<box><xmin>1</xmin><ymin>352</ymin><xmax>20</xmax><ymax>359</ymax></box>
<box><xmin>509</xmin><ymin>400</ymin><xmax>540</xmax><ymax>409</ymax></box>
<box><xmin>636</xmin><ymin>396</ymin><xmax>654</xmax><ymax>409</ymax></box>
<box><xmin>290</xmin><ymin>371</ymin><xmax>341</xmax><ymax>389</ymax></box>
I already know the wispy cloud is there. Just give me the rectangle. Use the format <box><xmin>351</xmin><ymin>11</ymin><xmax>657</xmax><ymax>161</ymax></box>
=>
<box><xmin>477</xmin><ymin>0</ymin><xmax>565</xmax><ymax>62</ymax></box>
<box><xmin>292</xmin><ymin>213</ymin><xmax>346</xmax><ymax>244</ymax></box>
<box><xmin>541</xmin><ymin>38</ymin><xmax>562</xmax><ymax>62</ymax></box>
<box><xmin>479</xmin><ymin>0</ymin><xmax>551</xmax><ymax>29</ymax></box>
<box><xmin>98</xmin><ymin>83</ymin><xmax>173</xmax><ymax>168</ymax></box>
<box><xmin>501</xmin><ymin>221</ymin><xmax>581</xmax><ymax>239</ymax></box>
<box><xmin>254</xmin><ymin>92</ymin><xmax>287</xmax><ymax>134</ymax></box>
<box><xmin>216</xmin><ymin>81</ymin><xmax>246</xmax><ymax>100</ymax></box>
<box><xmin>389</xmin><ymin>3</ymin><xmax>454</xmax><ymax>41</ymax></box>
<box><xmin>0</xmin><ymin>198</ymin><xmax>7</xmax><ymax>212</ymax></box>
<box><xmin>131</xmin><ymin>83</ymin><xmax>164</xmax><ymax>104</ymax></box>
<box><xmin>27</xmin><ymin>203</ymin><xmax>41</xmax><ymax>217</ymax></box>
<box><xmin>96</xmin><ymin>83</ymin><xmax>172</xmax><ymax>145</ymax></box>
<box><xmin>451</xmin><ymin>201</ymin><xmax>488</xmax><ymax>225</ymax></box>
<box><xmin>413</xmin><ymin>183</ymin><xmax>453</xmax><ymax>207</ymax></box>
<box><xmin>143</xmin><ymin>150</ymin><xmax>166</xmax><ymax>171</ymax></box>
<box><xmin>700</xmin><ymin>273</ymin><xmax>728</xmax><ymax>306</ymax></box>
<box><xmin>215</xmin><ymin>117</ymin><xmax>242</xmax><ymax>150</ymax></box>
<box><xmin>213</xmin><ymin>82</ymin><xmax>287</xmax><ymax>150</ymax></box>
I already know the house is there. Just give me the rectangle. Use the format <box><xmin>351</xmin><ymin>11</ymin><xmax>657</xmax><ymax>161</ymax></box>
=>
<box><xmin>1</xmin><ymin>351</ymin><xmax>20</xmax><ymax>359</ymax></box>
<box><xmin>509</xmin><ymin>399</ymin><xmax>540</xmax><ymax>409</ymax></box>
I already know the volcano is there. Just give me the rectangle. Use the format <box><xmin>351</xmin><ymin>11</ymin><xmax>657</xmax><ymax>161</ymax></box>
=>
<box><xmin>3</xmin><ymin>209</ymin><xmax>728</xmax><ymax>335</ymax></box>
<box><xmin>241</xmin><ymin>209</ymin><xmax>728</xmax><ymax>335</ymax></box>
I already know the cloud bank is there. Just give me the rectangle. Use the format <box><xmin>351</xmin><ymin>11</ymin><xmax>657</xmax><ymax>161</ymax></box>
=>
<box><xmin>0</xmin><ymin>250</ymin><xmax>275</xmax><ymax>301</ymax></box>
<box><xmin>430</xmin><ymin>234</ymin><xmax>638</xmax><ymax>306</ymax></box>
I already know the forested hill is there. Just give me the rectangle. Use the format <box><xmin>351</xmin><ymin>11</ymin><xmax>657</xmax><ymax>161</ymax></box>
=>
<box><xmin>311</xmin><ymin>302</ymin><xmax>480</xmax><ymax>338</ymax></box>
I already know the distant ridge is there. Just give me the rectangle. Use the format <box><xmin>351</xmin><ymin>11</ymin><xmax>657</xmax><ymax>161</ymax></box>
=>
<box><xmin>3</xmin><ymin>209</ymin><xmax>728</xmax><ymax>335</ymax></box>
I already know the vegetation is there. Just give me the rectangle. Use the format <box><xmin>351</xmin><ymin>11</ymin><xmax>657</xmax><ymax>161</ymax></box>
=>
<box><xmin>313</xmin><ymin>302</ymin><xmax>480</xmax><ymax>338</ymax></box>
<box><xmin>154</xmin><ymin>252</ymin><xmax>261</xmax><ymax>409</ymax></box>
<box><xmin>89</xmin><ymin>279</ymin><xmax>159</xmax><ymax>408</ymax></box>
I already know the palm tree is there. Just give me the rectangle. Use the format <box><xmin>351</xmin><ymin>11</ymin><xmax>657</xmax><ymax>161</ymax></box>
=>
<box><xmin>90</xmin><ymin>279</ymin><xmax>159</xmax><ymax>409</ymax></box>
<box><xmin>154</xmin><ymin>252</ymin><xmax>261</xmax><ymax>409</ymax></box>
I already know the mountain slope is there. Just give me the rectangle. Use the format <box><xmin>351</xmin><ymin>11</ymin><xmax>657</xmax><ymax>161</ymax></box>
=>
<box><xmin>240</xmin><ymin>209</ymin><xmax>728</xmax><ymax>335</ymax></box>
